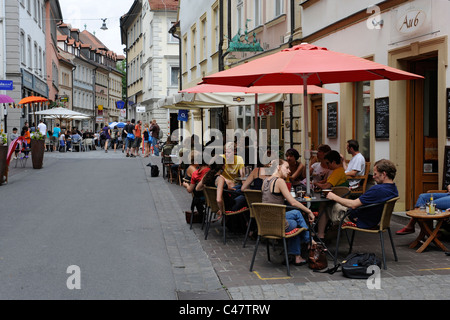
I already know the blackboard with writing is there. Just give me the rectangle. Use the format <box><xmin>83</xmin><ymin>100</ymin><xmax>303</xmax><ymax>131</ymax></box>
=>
<box><xmin>327</xmin><ymin>102</ymin><xmax>338</xmax><ymax>138</ymax></box>
<box><xmin>443</xmin><ymin>146</ymin><xmax>450</xmax><ymax>189</ymax></box>
<box><xmin>375</xmin><ymin>97</ymin><xmax>389</xmax><ymax>140</ymax></box>
<box><xmin>446</xmin><ymin>89</ymin><xmax>450</xmax><ymax>137</ymax></box>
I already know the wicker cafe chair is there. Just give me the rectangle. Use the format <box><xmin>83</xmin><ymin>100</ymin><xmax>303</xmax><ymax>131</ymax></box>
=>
<box><xmin>203</xmin><ymin>186</ymin><xmax>221</xmax><ymax>240</ymax></box>
<box><xmin>250</xmin><ymin>203</ymin><xmax>307</xmax><ymax>277</ymax></box>
<box><xmin>242</xmin><ymin>190</ymin><xmax>262</xmax><ymax>248</ymax></box>
<box><xmin>203</xmin><ymin>186</ymin><xmax>250</xmax><ymax>244</ymax></box>
<box><xmin>349</xmin><ymin>162</ymin><xmax>371</xmax><ymax>197</ymax></box>
<box><xmin>334</xmin><ymin>197</ymin><xmax>399</xmax><ymax>270</ymax></box>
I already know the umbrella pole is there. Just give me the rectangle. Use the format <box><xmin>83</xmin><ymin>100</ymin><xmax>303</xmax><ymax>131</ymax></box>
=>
<box><xmin>255</xmin><ymin>93</ymin><xmax>259</xmax><ymax>166</ymax></box>
<box><xmin>301</xmin><ymin>75</ymin><xmax>312</xmax><ymax>196</ymax></box>
<box><xmin>33</xmin><ymin>103</ymin><xmax>38</xmax><ymax>133</ymax></box>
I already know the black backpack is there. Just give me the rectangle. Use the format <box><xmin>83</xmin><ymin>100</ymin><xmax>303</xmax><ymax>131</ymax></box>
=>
<box><xmin>341</xmin><ymin>253</ymin><xmax>382</xmax><ymax>279</ymax></box>
<box><xmin>150</xmin><ymin>165</ymin><xmax>159</xmax><ymax>177</ymax></box>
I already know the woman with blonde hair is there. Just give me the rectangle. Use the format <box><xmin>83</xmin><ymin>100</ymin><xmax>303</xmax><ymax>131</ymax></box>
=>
<box><xmin>262</xmin><ymin>159</ymin><xmax>316</xmax><ymax>266</ymax></box>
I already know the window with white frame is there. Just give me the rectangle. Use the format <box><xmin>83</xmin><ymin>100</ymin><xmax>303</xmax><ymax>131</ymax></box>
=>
<box><xmin>169</xmin><ymin>66</ymin><xmax>179</xmax><ymax>87</ymax></box>
<box><xmin>39</xmin><ymin>47</ymin><xmax>42</xmax><ymax>75</ymax></box>
<box><xmin>27</xmin><ymin>37</ymin><xmax>32</xmax><ymax>68</ymax></box>
<box><xmin>20</xmin><ymin>31</ymin><xmax>26</xmax><ymax>65</ymax></box>
<box><xmin>191</xmin><ymin>26</ymin><xmax>197</xmax><ymax>67</ymax></box>
<box><xmin>200</xmin><ymin>16</ymin><xmax>207</xmax><ymax>60</ymax></box>
<box><xmin>168</xmin><ymin>21</ymin><xmax>177</xmax><ymax>43</ymax></box>
<box><xmin>254</xmin><ymin>0</ymin><xmax>262</xmax><ymax>27</ymax></box>
<box><xmin>34</xmin><ymin>0</ymin><xmax>38</xmax><ymax>20</ymax></box>
<box><xmin>275</xmin><ymin>0</ymin><xmax>284</xmax><ymax>17</ymax></box>
<box><xmin>237</xmin><ymin>1</ymin><xmax>243</xmax><ymax>32</ymax></box>
<box><xmin>212</xmin><ymin>4</ymin><xmax>219</xmax><ymax>52</ymax></box>
<box><xmin>148</xmin><ymin>65</ymin><xmax>153</xmax><ymax>90</ymax></box>
<box><xmin>34</xmin><ymin>42</ymin><xmax>38</xmax><ymax>72</ymax></box>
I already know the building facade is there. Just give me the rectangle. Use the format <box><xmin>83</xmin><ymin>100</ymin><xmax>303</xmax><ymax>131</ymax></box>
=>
<box><xmin>120</xmin><ymin>0</ymin><xmax>144</xmax><ymax>122</ymax></box>
<box><xmin>57</xmin><ymin>24</ymin><xmax>124</xmax><ymax>131</ymax></box>
<box><xmin>300</xmin><ymin>0</ymin><xmax>450</xmax><ymax>210</ymax></box>
<box><xmin>141</xmin><ymin>0</ymin><xmax>179</xmax><ymax>139</ymax></box>
<box><xmin>3</xmin><ymin>0</ymin><xmax>49</xmax><ymax>134</ymax></box>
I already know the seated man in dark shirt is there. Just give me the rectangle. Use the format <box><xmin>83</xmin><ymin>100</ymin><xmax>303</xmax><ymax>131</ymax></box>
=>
<box><xmin>325</xmin><ymin>159</ymin><xmax>398</xmax><ymax>229</ymax></box>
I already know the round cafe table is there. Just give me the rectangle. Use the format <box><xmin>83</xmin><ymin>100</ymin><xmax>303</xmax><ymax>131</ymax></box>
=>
<box><xmin>406</xmin><ymin>209</ymin><xmax>450</xmax><ymax>253</ymax></box>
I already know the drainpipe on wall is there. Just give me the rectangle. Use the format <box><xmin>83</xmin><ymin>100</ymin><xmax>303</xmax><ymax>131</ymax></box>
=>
<box><xmin>218</xmin><ymin>0</ymin><xmax>224</xmax><ymax>71</ymax></box>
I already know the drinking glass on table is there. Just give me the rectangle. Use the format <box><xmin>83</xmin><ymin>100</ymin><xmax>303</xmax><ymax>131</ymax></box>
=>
<box><xmin>296</xmin><ymin>186</ymin><xmax>306</xmax><ymax>199</ymax></box>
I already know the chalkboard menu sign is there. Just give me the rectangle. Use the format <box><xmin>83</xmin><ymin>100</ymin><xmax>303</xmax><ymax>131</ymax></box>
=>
<box><xmin>443</xmin><ymin>146</ymin><xmax>450</xmax><ymax>190</ymax></box>
<box><xmin>327</xmin><ymin>102</ymin><xmax>338</xmax><ymax>138</ymax></box>
<box><xmin>446</xmin><ymin>89</ymin><xmax>450</xmax><ymax>137</ymax></box>
<box><xmin>375</xmin><ymin>97</ymin><xmax>389</xmax><ymax>140</ymax></box>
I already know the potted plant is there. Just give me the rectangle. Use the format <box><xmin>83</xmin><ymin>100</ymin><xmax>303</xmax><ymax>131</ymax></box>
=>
<box><xmin>0</xmin><ymin>130</ymin><xmax>7</xmax><ymax>184</ymax></box>
<box><xmin>30</xmin><ymin>130</ymin><xmax>45</xmax><ymax>169</ymax></box>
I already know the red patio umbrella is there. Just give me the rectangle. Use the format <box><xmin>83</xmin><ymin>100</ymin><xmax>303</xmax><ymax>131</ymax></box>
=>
<box><xmin>202</xmin><ymin>43</ymin><xmax>423</xmax><ymax>195</ymax></box>
<box><xmin>181</xmin><ymin>83</ymin><xmax>338</xmax><ymax>134</ymax></box>
<box><xmin>19</xmin><ymin>96</ymin><xmax>49</xmax><ymax>129</ymax></box>
<box><xmin>181</xmin><ymin>83</ymin><xmax>339</xmax><ymax>95</ymax></box>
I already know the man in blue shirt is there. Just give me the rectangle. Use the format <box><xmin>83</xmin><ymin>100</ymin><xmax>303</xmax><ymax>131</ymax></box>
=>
<box><xmin>326</xmin><ymin>159</ymin><xmax>398</xmax><ymax>229</ymax></box>
<box><xmin>52</xmin><ymin>124</ymin><xmax>61</xmax><ymax>152</ymax></box>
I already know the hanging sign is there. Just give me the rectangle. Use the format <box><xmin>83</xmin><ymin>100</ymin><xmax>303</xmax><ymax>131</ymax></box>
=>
<box><xmin>0</xmin><ymin>80</ymin><xmax>13</xmax><ymax>91</ymax></box>
<box><xmin>116</xmin><ymin>101</ymin><xmax>125</xmax><ymax>109</ymax></box>
<box><xmin>258</xmin><ymin>103</ymin><xmax>275</xmax><ymax>116</ymax></box>
<box><xmin>178</xmin><ymin>109</ymin><xmax>189</xmax><ymax>122</ymax></box>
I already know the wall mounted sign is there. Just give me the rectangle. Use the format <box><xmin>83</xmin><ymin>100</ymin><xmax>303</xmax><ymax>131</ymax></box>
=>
<box><xmin>390</xmin><ymin>0</ymin><xmax>432</xmax><ymax>44</ymax></box>
<box><xmin>375</xmin><ymin>97</ymin><xmax>390</xmax><ymax>140</ymax></box>
<box><xmin>327</xmin><ymin>102</ymin><xmax>338</xmax><ymax>138</ymax></box>
<box><xmin>0</xmin><ymin>80</ymin><xmax>13</xmax><ymax>91</ymax></box>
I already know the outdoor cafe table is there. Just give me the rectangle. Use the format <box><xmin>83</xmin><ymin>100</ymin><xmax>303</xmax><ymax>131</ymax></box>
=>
<box><xmin>296</xmin><ymin>192</ymin><xmax>332</xmax><ymax>206</ymax></box>
<box><xmin>294</xmin><ymin>192</ymin><xmax>334</xmax><ymax>259</ymax></box>
<box><xmin>406</xmin><ymin>209</ymin><xmax>450</xmax><ymax>253</ymax></box>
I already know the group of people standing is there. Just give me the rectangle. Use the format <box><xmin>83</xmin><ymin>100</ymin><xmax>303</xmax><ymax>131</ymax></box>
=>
<box><xmin>101</xmin><ymin>119</ymin><xmax>161</xmax><ymax>157</ymax></box>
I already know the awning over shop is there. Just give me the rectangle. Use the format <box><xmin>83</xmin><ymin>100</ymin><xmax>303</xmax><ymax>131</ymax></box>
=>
<box><xmin>157</xmin><ymin>91</ymin><xmax>285</xmax><ymax>110</ymax></box>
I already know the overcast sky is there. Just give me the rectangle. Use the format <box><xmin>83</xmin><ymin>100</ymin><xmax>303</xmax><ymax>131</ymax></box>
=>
<box><xmin>58</xmin><ymin>0</ymin><xmax>135</xmax><ymax>55</ymax></box>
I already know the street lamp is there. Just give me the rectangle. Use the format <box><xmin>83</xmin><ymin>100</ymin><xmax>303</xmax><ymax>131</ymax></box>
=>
<box><xmin>100</xmin><ymin>18</ymin><xmax>108</xmax><ymax>31</ymax></box>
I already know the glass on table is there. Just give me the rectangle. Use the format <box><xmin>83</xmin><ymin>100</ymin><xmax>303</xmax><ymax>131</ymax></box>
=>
<box><xmin>296</xmin><ymin>186</ymin><xmax>306</xmax><ymax>199</ymax></box>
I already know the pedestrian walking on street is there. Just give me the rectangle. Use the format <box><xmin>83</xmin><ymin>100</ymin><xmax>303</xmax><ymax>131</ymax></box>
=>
<box><xmin>102</xmin><ymin>124</ymin><xmax>111</xmax><ymax>153</ymax></box>
<box><xmin>125</xmin><ymin>119</ymin><xmax>135</xmax><ymax>157</ymax></box>
<box><xmin>111</xmin><ymin>126</ymin><xmax>119</xmax><ymax>152</ymax></box>
<box><xmin>149</xmin><ymin>119</ymin><xmax>160</xmax><ymax>156</ymax></box>
<box><xmin>52</xmin><ymin>123</ymin><xmax>60</xmax><ymax>152</ymax></box>
<box><xmin>131</xmin><ymin>120</ymin><xmax>142</xmax><ymax>157</ymax></box>
<box><xmin>143</xmin><ymin>123</ymin><xmax>151</xmax><ymax>157</ymax></box>
<box><xmin>122</xmin><ymin>119</ymin><xmax>130</xmax><ymax>154</ymax></box>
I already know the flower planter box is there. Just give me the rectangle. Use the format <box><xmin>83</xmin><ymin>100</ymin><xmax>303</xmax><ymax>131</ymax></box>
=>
<box><xmin>31</xmin><ymin>140</ymin><xmax>45</xmax><ymax>169</ymax></box>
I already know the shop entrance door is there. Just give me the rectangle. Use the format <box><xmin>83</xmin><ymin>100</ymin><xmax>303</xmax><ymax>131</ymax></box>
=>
<box><xmin>407</xmin><ymin>57</ymin><xmax>438</xmax><ymax>208</ymax></box>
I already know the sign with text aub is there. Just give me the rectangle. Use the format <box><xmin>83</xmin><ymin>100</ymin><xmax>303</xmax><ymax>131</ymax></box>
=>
<box><xmin>0</xmin><ymin>80</ymin><xmax>13</xmax><ymax>91</ymax></box>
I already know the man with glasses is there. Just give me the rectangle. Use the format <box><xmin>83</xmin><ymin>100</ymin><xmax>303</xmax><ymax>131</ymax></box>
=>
<box><xmin>316</xmin><ymin>159</ymin><xmax>398</xmax><ymax>240</ymax></box>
